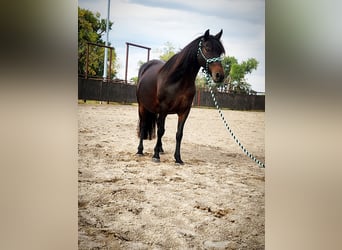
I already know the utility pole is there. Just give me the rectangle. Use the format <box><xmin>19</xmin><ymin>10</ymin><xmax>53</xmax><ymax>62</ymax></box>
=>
<box><xmin>103</xmin><ymin>0</ymin><xmax>111</xmax><ymax>80</ymax></box>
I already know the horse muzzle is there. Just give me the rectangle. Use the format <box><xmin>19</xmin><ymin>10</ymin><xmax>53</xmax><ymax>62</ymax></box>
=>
<box><xmin>210</xmin><ymin>63</ymin><xmax>225</xmax><ymax>83</ymax></box>
<box><xmin>212</xmin><ymin>71</ymin><xmax>224</xmax><ymax>82</ymax></box>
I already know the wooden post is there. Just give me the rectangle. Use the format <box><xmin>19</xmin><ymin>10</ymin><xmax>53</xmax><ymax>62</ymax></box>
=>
<box><xmin>147</xmin><ymin>48</ymin><xmax>151</xmax><ymax>61</ymax></box>
<box><xmin>85</xmin><ymin>43</ymin><xmax>89</xmax><ymax>79</ymax></box>
<box><xmin>109</xmin><ymin>48</ymin><xmax>113</xmax><ymax>80</ymax></box>
<box><xmin>125</xmin><ymin>42</ymin><xmax>151</xmax><ymax>84</ymax></box>
<box><xmin>125</xmin><ymin>43</ymin><xmax>129</xmax><ymax>84</ymax></box>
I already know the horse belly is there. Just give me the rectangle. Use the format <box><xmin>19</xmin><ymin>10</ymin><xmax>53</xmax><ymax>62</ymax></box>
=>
<box><xmin>164</xmin><ymin>89</ymin><xmax>196</xmax><ymax>114</ymax></box>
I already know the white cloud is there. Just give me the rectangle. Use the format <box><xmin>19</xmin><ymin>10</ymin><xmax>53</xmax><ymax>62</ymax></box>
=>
<box><xmin>79</xmin><ymin>0</ymin><xmax>265</xmax><ymax>92</ymax></box>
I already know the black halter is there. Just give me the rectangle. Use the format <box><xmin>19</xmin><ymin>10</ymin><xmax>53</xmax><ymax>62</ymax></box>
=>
<box><xmin>197</xmin><ymin>40</ymin><xmax>223</xmax><ymax>72</ymax></box>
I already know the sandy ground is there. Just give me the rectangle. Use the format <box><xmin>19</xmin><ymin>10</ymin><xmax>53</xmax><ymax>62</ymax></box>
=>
<box><xmin>78</xmin><ymin>103</ymin><xmax>265</xmax><ymax>249</ymax></box>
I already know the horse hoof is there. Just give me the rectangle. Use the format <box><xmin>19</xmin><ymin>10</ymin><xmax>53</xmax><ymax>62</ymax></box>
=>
<box><xmin>136</xmin><ymin>152</ymin><xmax>144</xmax><ymax>156</ymax></box>
<box><xmin>175</xmin><ymin>160</ymin><xmax>184</xmax><ymax>165</ymax></box>
<box><xmin>152</xmin><ymin>157</ymin><xmax>160</xmax><ymax>163</ymax></box>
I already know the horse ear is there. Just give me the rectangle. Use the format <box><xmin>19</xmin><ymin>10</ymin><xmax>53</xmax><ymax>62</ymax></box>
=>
<box><xmin>214</xmin><ymin>29</ymin><xmax>223</xmax><ymax>40</ymax></box>
<box><xmin>204</xmin><ymin>29</ymin><xmax>210</xmax><ymax>40</ymax></box>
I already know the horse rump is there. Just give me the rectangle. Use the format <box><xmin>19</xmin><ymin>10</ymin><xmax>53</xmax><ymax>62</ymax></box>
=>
<box><xmin>137</xmin><ymin>108</ymin><xmax>157</xmax><ymax>140</ymax></box>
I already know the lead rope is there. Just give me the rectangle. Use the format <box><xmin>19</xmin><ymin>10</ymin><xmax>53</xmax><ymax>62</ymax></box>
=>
<box><xmin>202</xmin><ymin>68</ymin><xmax>265</xmax><ymax>168</ymax></box>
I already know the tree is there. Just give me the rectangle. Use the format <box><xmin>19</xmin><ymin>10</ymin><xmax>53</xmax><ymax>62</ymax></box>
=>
<box><xmin>159</xmin><ymin>42</ymin><xmax>177</xmax><ymax>62</ymax></box>
<box><xmin>129</xmin><ymin>60</ymin><xmax>147</xmax><ymax>85</ymax></box>
<box><xmin>130</xmin><ymin>76</ymin><xmax>138</xmax><ymax>84</ymax></box>
<box><xmin>130</xmin><ymin>42</ymin><xmax>177</xmax><ymax>84</ymax></box>
<box><xmin>78</xmin><ymin>7</ymin><xmax>118</xmax><ymax>77</ymax></box>
<box><xmin>137</xmin><ymin>60</ymin><xmax>145</xmax><ymax>69</ymax></box>
<box><xmin>195</xmin><ymin>72</ymin><xmax>207</xmax><ymax>89</ymax></box>
<box><xmin>221</xmin><ymin>56</ymin><xmax>258</xmax><ymax>94</ymax></box>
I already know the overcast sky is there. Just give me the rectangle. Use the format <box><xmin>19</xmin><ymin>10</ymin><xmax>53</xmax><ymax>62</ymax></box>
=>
<box><xmin>79</xmin><ymin>0</ymin><xmax>265</xmax><ymax>92</ymax></box>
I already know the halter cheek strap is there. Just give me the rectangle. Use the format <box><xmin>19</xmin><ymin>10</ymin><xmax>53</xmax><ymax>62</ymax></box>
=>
<box><xmin>197</xmin><ymin>40</ymin><xmax>223</xmax><ymax>72</ymax></box>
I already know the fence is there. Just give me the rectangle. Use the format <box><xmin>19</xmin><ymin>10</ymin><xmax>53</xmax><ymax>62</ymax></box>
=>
<box><xmin>193</xmin><ymin>89</ymin><xmax>265</xmax><ymax>110</ymax></box>
<box><xmin>78</xmin><ymin>78</ymin><xmax>265</xmax><ymax>111</ymax></box>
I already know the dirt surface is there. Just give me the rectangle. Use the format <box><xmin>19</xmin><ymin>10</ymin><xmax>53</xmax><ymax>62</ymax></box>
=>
<box><xmin>78</xmin><ymin>103</ymin><xmax>265</xmax><ymax>249</ymax></box>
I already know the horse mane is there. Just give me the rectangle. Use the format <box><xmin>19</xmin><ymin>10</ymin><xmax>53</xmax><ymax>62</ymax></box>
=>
<box><xmin>159</xmin><ymin>34</ymin><xmax>225</xmax><ymax>83</ymax></box>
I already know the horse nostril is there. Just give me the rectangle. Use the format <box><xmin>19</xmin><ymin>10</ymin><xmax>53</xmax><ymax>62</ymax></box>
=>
<box><xmin>215</xmin><ymin>72</ymin><xmax>224</xmax><ymax>81</ymax></box>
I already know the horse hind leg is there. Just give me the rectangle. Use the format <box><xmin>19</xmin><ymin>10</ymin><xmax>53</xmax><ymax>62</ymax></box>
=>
<box><xmin>136</xmin><ymin>105</ymin><xmax>157</xmax><ymax>156</ymax></box>
<box><xmin>136</xmin><ymin>105</ymin><xmax>146</xmax><ymax>155</ymax></box>
<box><xmin>137</xmin><ymin>136</ymin><xmax>144</xmax><ymax>155</ymax></box>
<box><xmin>137</xmin><ymin>124</ymin><xmax>144</xmax><ymax>155</ymax></box>
<box><xmin>152</xmin><ymin>114</ymin><xmax>166</xmax><ymax>162</ymax></box>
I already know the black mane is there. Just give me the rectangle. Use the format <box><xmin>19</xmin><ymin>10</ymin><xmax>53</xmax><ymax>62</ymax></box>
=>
<box><xmin>159</xmin><ymin>34</ymin><xmax>225</xmax><ymax>82</ymax></box>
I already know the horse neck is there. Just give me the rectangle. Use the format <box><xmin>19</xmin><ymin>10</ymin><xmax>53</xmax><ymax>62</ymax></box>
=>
<box><xmin>172</xmin><ymin>49</ymin><xmax>201</xmax><ymax>84</ymax></box>
<box><xmin>188</xmin><ymin>64</ymin><xmax>200</xmax><ymax>85</ymax></box>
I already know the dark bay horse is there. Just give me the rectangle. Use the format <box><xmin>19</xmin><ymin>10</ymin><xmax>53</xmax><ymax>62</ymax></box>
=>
<box><xmin>136</xmin><ymin>29</ymin><xmax>225</xmax><ymax>164</ymax></box>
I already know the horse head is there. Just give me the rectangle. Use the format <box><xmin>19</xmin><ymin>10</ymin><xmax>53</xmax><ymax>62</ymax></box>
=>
<box><xmin>197</xmin><ymin>29</ymin><xmax>225</xmax><ymax>83</ymax></box>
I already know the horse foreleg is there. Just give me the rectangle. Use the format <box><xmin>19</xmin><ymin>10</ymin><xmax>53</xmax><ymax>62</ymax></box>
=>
<box><xmin>152</xmin><ymin>114</ymin><xmax>166</xmax><ymax>162</ymax></box>
<box><xmin>174</xmin><ymin>110</ymin><xmax>190</xmax><ymax>164</ymax></box>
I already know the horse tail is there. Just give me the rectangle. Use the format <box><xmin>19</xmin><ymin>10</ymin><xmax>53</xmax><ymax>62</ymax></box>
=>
<box><xmin>137</xmin><ymin>108</ymin><xmax>157</xmax><ymax>140</ymax></box>
<box><xmin>136</xmin><ymin>60</ymin><xmax>161</xmax><ymax>140</ymax></box>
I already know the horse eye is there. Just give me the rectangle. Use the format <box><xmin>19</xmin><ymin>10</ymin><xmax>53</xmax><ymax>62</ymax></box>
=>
<box><xmin>204</xmin><ymin>45</ymin><xmax>212</xmax><ymax>52</ymax></box>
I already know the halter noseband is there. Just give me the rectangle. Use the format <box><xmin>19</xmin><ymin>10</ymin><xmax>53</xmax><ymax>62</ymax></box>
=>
<box><xmin>197</xmin><ymin>40</ymin><xmax>223</xmax><ymax>72</ymax></box>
